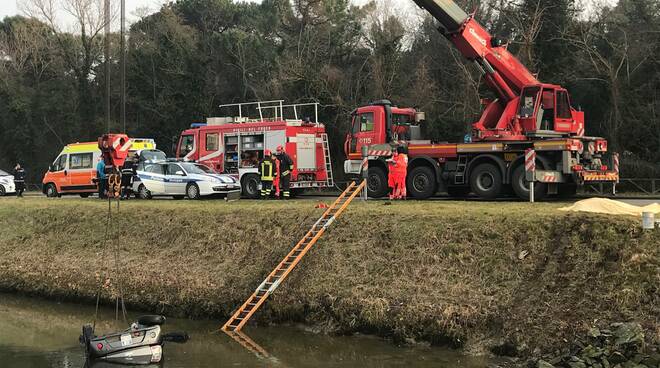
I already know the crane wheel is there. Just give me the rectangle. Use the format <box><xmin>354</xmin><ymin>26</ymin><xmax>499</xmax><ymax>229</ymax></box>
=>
<box><xmin>511</xmin><ymin>164</ymin><xmax>547</xmax><ymax>201</ymax></box>
<box><xmin>469</xmin><ymin>163</ymin><xmax>503</xmax><ymax>200</ymax></box>
<box><xmin>406</xmin><ymin>166</ymin><xmax>437</xmax><ymax>199</ymax></box>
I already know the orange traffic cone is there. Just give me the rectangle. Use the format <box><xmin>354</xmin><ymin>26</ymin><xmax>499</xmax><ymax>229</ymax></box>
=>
<box><xmin>315</xmin><ymin>202</ymin><xmax>329</xmax><ymax>209</ymax></box>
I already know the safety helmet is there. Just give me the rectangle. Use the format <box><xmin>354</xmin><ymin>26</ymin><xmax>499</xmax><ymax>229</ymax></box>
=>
<box><xmin>276</xmin><ymin>145</ymin><xmax>284</xmax><ymax>153</ymax></box>
<box><xmin>264</xmin><ymin>149</ymin><xmax>272</xmax><ymax>156</ymax></box>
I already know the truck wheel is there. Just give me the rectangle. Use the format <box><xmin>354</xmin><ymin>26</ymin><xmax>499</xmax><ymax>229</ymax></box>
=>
<box><xmin>241</xmin><ymin>174</ymin><xmax>260</xmax><ymax>199</ymax></box>
<box><xmin>407</xmin><ymin>166</ymin><xmax>437</xmax><ymax>199</ymax></box>
<box><xmin>366</xmin><ymin>166</ymin><xmax>388</xmax><ymax>198</ymax></box>
<box><xmin>138</xmin><ymin>184</ymin><xmax>152</xmax><ymax>199</ymax></box>
<box><xmin>511</xmin><ymin>164</ymin><xmax>547</xmax><ymax>201</ymax></box>
<box><xmin>447</xmin><ymin>186</ymin><xmax>470</xmax><ymax>197</ymax></box>
<box><xmin>469</xmin><ymin>163</ymin><xmax>503</xmax><ymax>199</ymax></box>
<box><xmin>45</xmin><ymin>184</ymin><xmax>59</xmax><ymax>198</ymax></box>
<box><xmin>186</xmin><ymin>183</ymin><xmax>200</xmax><ymax>200</ymax></box>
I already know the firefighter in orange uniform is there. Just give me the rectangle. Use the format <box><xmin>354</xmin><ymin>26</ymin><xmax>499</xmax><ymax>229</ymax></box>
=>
<box><xmin>272</xmin><ymin>151</ymin><xmax>281</xmax><ymax>198</ymax></box>
<box><xmin>387</xmin><ymin>150</ymin><xmax>398</xmax><ymax>200</ymax></box>
<box><xmin>394</xmin><ymin>146</ymin><xmax>408</xmax><ymax>199</ymax></box>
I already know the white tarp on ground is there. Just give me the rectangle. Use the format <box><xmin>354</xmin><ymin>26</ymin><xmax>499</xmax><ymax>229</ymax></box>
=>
<box><xmin>559</xmin><ymin>198</ymin><xmax>660</xmax><ymax>216</ymax></box>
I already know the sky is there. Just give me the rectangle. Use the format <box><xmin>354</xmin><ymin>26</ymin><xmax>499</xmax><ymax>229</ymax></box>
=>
<box><xmin>0</xmin><ymin>0</ymin><xmax>616</xmax><ymax>29</ymax></box>
<box><xmin>0</xmin><ymin>0</ymin><xmax>169</xmax><ymax>24</ymax></box>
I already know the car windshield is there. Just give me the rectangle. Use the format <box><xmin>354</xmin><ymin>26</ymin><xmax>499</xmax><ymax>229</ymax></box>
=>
<box><xmin>0</xmin><ymin>169</ymin><xmax>9</xmax><ymax>176</ymax></box>
<box><xmin>180</xmin><ymin>163</ymin><xmax>213</xmax><ymax>174</ymax></box>
<box><xmin>141</xmin><ymin>150</ymin><xmax>166</xmax><ymax>162</ymax></box>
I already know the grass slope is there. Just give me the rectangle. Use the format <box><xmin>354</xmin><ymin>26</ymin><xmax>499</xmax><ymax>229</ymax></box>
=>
<box><xmin>0</xmin><ymin>197</ymin><xmax>657</xmax><ymax>357</ymax></box>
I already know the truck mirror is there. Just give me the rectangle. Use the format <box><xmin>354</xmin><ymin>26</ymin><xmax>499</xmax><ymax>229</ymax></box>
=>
<box><xmin>415</xmin><ymin>111</ymin><xmax>426</xmax><ymax>123</ymax></box>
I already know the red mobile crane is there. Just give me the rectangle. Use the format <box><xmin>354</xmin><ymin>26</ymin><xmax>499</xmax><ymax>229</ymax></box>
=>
<box><xmin>344</xmin><ymin>0</ymin><xmax>618</xmax><ymax>200</ymax></box>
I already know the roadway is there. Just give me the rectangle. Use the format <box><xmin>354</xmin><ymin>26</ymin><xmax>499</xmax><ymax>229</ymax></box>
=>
<box><xmin>4</xmin><ymin>191</ymin><xmax>659</xmax><ymax>206</ymax></box>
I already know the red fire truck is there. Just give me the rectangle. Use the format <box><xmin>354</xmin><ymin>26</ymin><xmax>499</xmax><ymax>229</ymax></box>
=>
<box><xmin>176</xmin><ymin>100</ymin><xmax>334</xmax><ymax>198</ymax></box>
<box><xmin>343</xmin><ymin>0</ymin><xmax>618</xmax><ymax>200</ymax></box>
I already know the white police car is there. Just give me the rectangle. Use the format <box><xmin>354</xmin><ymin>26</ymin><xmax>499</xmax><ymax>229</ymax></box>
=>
<box><xmin>0</xmin><ymin>169</ymin><xmax>16</xmax><ymax>196</ymax></box>
<box><xmin>136</xmin><ymin>162</ymin><xmax>239</xmax><ymax>199</ymax></box>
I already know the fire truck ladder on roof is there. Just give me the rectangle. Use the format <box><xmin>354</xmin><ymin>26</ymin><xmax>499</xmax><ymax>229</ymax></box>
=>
<box><xmin>221</xmin><ymin>180</ymin><xmax>366</xmax><ymax>332</ymax></box>
<box><xmin>321</xmin><ymin>133</ymin><xmax>334</xmax><ymax>187</ymax></box>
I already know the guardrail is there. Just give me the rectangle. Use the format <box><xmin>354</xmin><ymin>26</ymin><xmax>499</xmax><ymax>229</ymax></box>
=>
<box><xmin>585</xmin><ymin>178</ymin><xmax>660</xmax><ymax>196</ymax></box>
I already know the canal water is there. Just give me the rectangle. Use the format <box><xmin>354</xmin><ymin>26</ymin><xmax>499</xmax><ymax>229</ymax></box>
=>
<box><xmin>0</xmin><ymin>293</ymin><xmax>493</xmax><ymax>367</ymax></box>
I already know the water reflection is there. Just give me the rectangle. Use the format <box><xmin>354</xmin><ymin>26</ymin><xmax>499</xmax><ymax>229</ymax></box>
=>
<box><xmin>0</xmin><ymin>293</ymin><xmax>493</xmax><ymax>367</ymax></box>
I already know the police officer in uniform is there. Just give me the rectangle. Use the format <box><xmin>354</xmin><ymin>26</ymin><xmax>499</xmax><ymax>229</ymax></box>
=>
<box><xmin>13</xmin><ymin>163</ymin><xmax>26</xmax><ymax>197</ymax></box>
<box><xmin>120</xmin><ymin>153</ymin><xmax>138</xmax><ymax>199</ymax></box>
<box><xmin>276</xmin><ymin>145</ymin><xmax>293</xmax><ymax>199</ymax></box>
<box><xmin>259</xmin><ymin>149</ymin><xmax>275</xmax><ymax>199</ymax></box>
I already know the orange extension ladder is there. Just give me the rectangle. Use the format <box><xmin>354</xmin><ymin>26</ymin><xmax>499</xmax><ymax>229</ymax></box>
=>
<box><xmin>224</xmin><ymin>330</ymin><xmax>276</xmax><ymax>361</ymax></box>
<box><xmin>221</xmin><ymin>180</ymin><xmax>366</xmax><ymax>332</ymax></box>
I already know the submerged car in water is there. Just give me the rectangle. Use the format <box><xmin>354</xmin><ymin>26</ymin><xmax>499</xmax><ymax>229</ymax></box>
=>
<box><xmin>136</xmin><ymin>161</ymin><xmax>240</xmax><ymax>199</ymax></box>
<box><xmin>0</xmin><ymin>169</ymin><xmax>16</xmax><ymax>196</ymax></box>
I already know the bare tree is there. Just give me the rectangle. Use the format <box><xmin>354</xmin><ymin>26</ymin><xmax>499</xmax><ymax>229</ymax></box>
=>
<box><xmin>0</xmin><ymin>19</ymin><xmax>55</xmax><ymax>84</ymax></box>
<box><xmin>560</xmin><ymin>1</ymin><xmax>640</xmax><ymax>150</ymax></box>
<box><xmin>19</xmin><ymin>0</ymin><xmax>118</xmax><ymax>123</ymax></box>
<box><xmin>498</xmin><ymin>0</ymin><xmax>548</xmax><ymax>71</ymax></box>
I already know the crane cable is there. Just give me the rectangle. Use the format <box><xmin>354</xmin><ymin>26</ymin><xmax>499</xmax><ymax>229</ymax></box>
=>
<box><xmin>91</xmin><ymin>175</ymin><xmax>128</xmax><ymax>333</ymax></box>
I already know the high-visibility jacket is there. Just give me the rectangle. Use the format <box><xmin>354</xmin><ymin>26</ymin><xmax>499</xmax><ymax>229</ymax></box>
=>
<box><xmin>387</xmin><ymin>152</ymin><xmax>397</xmax><ymax>188</ymax></box>
<box><xmin>394</xmin><ymin>153</ymin><xmax>408</xmax><ymax>176</ymax></box>
<box><xmin>259</xmin><ymin>158</ymin><xmax>275</xmax><ymax>181</ymax></box>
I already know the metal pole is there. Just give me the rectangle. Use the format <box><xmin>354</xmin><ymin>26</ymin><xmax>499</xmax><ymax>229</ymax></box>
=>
<box><xmin>120</xmin><ymin>0</ymin><xmax>126</xmax><ymax>133</ymax></box>
<box><xmin>104</xmin><ymin>0</ymin><xmax>110</xmax><ymax>132</ymax></box>
<box><xmin>525</xmin><ymin>149</ymin><xmax>535</xmax><ymax>203</ymax></box>
<box><xmin>361</xmin><ymin>145</ymin><xmax>368</xmax><ymax>201</ymax></box>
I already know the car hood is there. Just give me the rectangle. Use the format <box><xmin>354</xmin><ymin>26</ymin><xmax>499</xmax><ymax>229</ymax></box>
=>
<box><xmin>189</xmin><ymin>173</ymin><xmax>236</xmax><ymax>184</ymax></box>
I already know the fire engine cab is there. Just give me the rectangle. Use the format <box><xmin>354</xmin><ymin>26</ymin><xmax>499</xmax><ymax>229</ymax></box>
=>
<box><xmin>176</xmin><ymin>100</ymin><xmax>334</xmax><ymax>198</ymax></box>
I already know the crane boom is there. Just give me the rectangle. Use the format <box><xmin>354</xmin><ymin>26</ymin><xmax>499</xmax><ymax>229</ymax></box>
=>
<box><xmin>410</xmin><ymin>0</ymin><xmax>586</xmax><ymax>139</ymax></box>
<box><xmin>412</xmin><ymin>0</ymin><xmax>539</xmax><ymax>100</ymax></box>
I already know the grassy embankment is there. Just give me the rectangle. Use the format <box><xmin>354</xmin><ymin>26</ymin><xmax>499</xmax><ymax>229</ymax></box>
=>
<box><xmin>0</xmin><ymin>197</ymin><xmax>657</xmax><ymax>358</ymax></box>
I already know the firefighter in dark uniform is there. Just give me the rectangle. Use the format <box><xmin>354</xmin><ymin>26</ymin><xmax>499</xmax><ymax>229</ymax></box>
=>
<box><xmin>120</xmin><ymin>153</ymin><xmax>138</xmax><ymax>199</ymax></box>
<box><xmin>259</xmin><ymin>149</ymin><xmax>275</xmax><ymax>198</ymax></box>
<box><xmin>276</xmin><ymin>145</ymin><xmax>293</xmax><ymax>199</ymax></box>
<box><xmin>13</xmin><ymin>163</ymin><xmax>26</xmax><ymax>197</ymax></box>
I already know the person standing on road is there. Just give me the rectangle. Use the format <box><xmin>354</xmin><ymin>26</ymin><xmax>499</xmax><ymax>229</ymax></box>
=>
<box><xmin>386</xmin><ymin>150</ymin><xmax>398</xmax><ymax>200</ymax></box>
<box><xmin>272</xmin><ymin>151</ymin><xmax>281</xmax><ymax>199</ymax></box>
<box><xmin>13</xmin><ymin>163</ymin><xmax>26</xmax><ymax>197</ymax></box>
<box><xmin>96</xmin><ymin>157</ymin><xmax>107</xmax><ymax>199</ymax></box>
<box><xmin>276</xmin><ymin>145</ymin><xmax>293</xmax><ymax>199</ymax></box>
<box><xmin>120</xmin><ymin>154</ymin><xmax>137</xmax><ymax>199</ymax></box>
<box><xmin>393</xmin><ymin>146</ymin><xmax>408</xmax><ymax>199</ymax></box>
<box><xmin>259</xmin><ymin>149</ymin><xmax>275</xmax><ymax>199</ymax></box>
